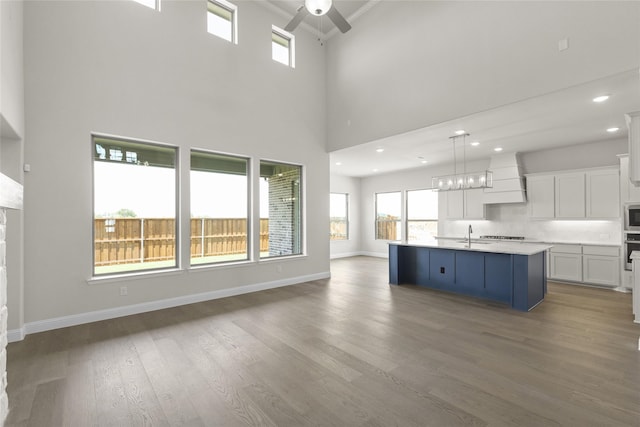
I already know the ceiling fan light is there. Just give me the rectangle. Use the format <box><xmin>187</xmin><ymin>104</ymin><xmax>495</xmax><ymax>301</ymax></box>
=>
<box><xmin>305</xmin><ymin>0</ymin><xmax>332</xmax><ymax>16</ymax></box>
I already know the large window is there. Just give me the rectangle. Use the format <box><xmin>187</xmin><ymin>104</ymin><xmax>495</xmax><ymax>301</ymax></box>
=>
<box><xmin>133</xmin><ymin>0</ymin><xmax>160</xmax><ymax>10</ymax></box>
<box><xmin>330</xmin><ymin>193</ymin><xmax>349</xmax><ymax>240</ymax></box>
<box><xmin>260</xmin><ymin>161</ymin><xmax>302</xmax><ymax>258</ymax></box>
<box><xmin>191</xmin><ymin>151</ymin><xmax>249</xmax><ymax>265</ymax></box>
<box><xmin>407</xmin><ymin>189</ymin><xmax>438</xmax><ymax>242</ymax></box>
<box><xmin>207</xmin><ymin>0</ymin><xmax>237</xmax><ymax>43</ymax></box>
<box><xmin>376</xmin><ymin>192</ymin><xmax>401</xmax><ymax>240</ymax></box>
<box><xmin>272</xmin><ymin>26</ymin><xmax>295</xmax><ymax>68</ymax></box>
<box><xmin>93</xmin><ymin>136</ymin><xmax>177</xmax><ymax>276</ymax></box>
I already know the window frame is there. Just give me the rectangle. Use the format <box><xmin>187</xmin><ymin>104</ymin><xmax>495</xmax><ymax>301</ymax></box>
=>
<box><xmin>406</xmin><ymin>188</ymin><xmax>439</xmax><ymax>242</ymax></box>
<box><xmin>132</xmin><ymin>0</ymin><xmax>161</xmax><ymax>11</ymax></box>
<box><xmin>271</xmin><ymin>25</ymin><xmax>295</xmax><ymax>68</ymax></box>
<box><xmin>91</xmin><ymin>133</ymin><xmax>180</xmax><ymax>278</ymax></box>
<box><xmin>330</xmin><ymin>193</ymin><xmax>349</xmax><ymax>241</ymax></box>
<box><xmin>189</xmin><ymin>149</ymin><xmax>251</xmax><ymax>267</ymax></box>
<box><xmin>375</xmin><ymin>191</ymin><xmax>402</xmax><ymax>241</ymax></box>
<box><xmin>207</xmin><ymin>0</ymin><xmax>238</xmax><ymax>44</ymax></box>
<box><xmin>259</xmin><ymin>159</ymin><xmax>304</xmax><ymax>259</ymax></box>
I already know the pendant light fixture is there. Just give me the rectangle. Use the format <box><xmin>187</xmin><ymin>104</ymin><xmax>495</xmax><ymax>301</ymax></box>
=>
<box><xmin>432</xmin><ymin>133</ymin><xmax>493</xmax><ymax>191</ymax></box>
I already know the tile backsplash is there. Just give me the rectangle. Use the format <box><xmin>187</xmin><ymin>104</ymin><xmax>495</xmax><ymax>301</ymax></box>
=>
<box><xmin>441</xmin><ymin>203</ymin><xmax>622</xmax><ymax>244</ymax></box>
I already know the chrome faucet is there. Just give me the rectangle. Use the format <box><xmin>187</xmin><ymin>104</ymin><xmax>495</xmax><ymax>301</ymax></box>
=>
<box><xmin>468</xmin><ymin>224</ymin><xmax>473</xmax><ymax>246</ymax></box>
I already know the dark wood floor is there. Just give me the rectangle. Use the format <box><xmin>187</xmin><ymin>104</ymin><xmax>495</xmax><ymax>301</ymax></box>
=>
<box><xmin>6</xmin><ymin>256</ymin><xmax>640</xmax><ymax>426</ymax></box>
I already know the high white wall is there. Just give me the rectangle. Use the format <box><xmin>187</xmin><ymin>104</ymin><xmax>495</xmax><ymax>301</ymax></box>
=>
<box><xmin>20</xmin><ymin>0</ymin><xmax>329</xmax><ymax>328</ymax></box>
<box><xmin>1</xmin><ymin>0</ymin><xmax>24</xmax><ymax>138</ymax></box>
<box><xmin>0</xmin><ymin>0</ymin><xmax>25</xmax><ymax>342</ymax></box>
<box><xmin>326</xmin><ymin>1</ymin><xmax>640</xmax><ymax>151</ymax></box>
<box><xmin>358</xmin><ymin>139</ymin><xmax>627</xmax><ymax>256</ymax></box>
<box><xmin>330</xmin><ymin>173</ymin><xmax>361</xmax><ymax>258</ymax></box>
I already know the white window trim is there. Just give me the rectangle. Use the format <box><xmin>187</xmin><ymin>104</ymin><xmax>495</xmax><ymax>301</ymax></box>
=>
<box><xmin>271</xmin><ymin>25</ymin><xmax>295</xmax><ymax>68</ymax></box>
<box><xmin>207</xmin><ymin>0</ymin><xmax>238</xmax><ymax>44</ymax></box>
<box><xmin>133</xmin><ymin>0</ymin><xmax>161</xmax><ymax>11</ymax></box>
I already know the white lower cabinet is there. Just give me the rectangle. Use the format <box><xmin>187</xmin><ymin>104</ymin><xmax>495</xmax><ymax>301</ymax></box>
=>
<box><xmin>582</xmin><ymin>246</ymin><xmax>620</xmax><ymax>287</ymax></box>
<box><xmin>549</xmin><ymin>245</ymin><xmax>583</xmax><ymax>282</ymax></box>
<box><xmin>548</xmin><ymin>244</ymin><xmax>620</xmax><ymax>287</ymax></box>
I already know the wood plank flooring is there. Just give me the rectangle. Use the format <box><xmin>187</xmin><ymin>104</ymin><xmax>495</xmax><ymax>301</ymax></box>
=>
<box><xmin>6</xmin><ymin>256</ymin><xmax>640</xmax><ymax>426</ymax></box>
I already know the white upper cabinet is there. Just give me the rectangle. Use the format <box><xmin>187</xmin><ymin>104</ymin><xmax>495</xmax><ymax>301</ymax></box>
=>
<box><xmin>586</xmin><ymin>168</ymin><xmax>619</xmax><ymax>218</ymax></box>
<box><xmin>527</xmin><ymin>175</ymin><xmax>555</xmax><ymax>219</ymax></box>
<box><xmin>527</xmin><ymin>167</ymin><xmax>619</xmax><ymax>220</ymax></box>
<box><xmin>555</xmin><ymin>172</ymin><xmax>586</xmax><ymax>218</ymax></box>
<box><xmin>438</xmin><ymin>189</ymin><xmax>486</xmax><ymax>220</ymax></box>
<box><xmin>464</xmin><ymin>189</ymin><xmax>486</xmax><ymax>219</ymax></box>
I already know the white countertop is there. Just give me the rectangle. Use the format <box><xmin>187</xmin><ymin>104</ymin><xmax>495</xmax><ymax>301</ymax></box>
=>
<box><xmin>435</xmin><ymin>236</ymin><xmax>620</xmax><ymax>247</ymax></box>
<box><xmin>390</xmin><ymin>240</ymin><xmax>553</xmax><ymax>256</ymax></box>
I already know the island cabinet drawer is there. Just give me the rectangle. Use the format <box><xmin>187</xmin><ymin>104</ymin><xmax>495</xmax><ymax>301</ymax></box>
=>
<box><xmin>582</xmin><ymin>245</ymin><xmax>619</xmax><ymax>257</ymax></box>
<box><xmin>550</xmin><ymin>244</ymin><xmax>582</xmax><ymax>254</ymax></box>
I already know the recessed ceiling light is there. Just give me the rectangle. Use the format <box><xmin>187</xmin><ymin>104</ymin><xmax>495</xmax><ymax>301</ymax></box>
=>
<box><xmin>335</xmin><ymin>162</ymin><xmax>342</xmax><ymax>166</ymax></box>
<box><xmin>372</xmin><ymin>168</ymin><xmax>379</xmax><ymax>172</ymax></box>
<box><xmin>421</xmin><ymin>160</ymin><xmax>428</xmax><ymax>164</ymax></box>
<box><xmin>607</xmin><ymin>127</ymin><xmax>620</xmax><ymax>133</ymax></box>
<box><xmin>454</xmin><ymin>130</ymin><xmax>466</xmax><ymax>135</ymax></box>
<box><xmin>470</xmin><ymin>141</ymin><xmax>480</xmax><ymax>146</ymax></box>
<box><xmin>494</xmin><ymin>147</ymin><xmax>503</xmax><ymax>152</ymax></box>
<box><xmin>593</xmin><ymin>95</ymin><xmax>610</xmax><ymax>103</ymax></box>
<box><xmin>376</xmin><ymin>148</ymin><xmax>384</xmax><ymax>153</ymax></box>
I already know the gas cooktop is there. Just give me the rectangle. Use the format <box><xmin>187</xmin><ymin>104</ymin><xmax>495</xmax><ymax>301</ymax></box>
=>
<box><xmin>479</xmin><ymin>235</ymin><xmax>526</xmax><ymax>240</ymax></box>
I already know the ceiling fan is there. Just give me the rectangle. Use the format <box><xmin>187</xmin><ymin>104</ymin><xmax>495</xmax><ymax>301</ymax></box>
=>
<box><xmin>285</xmin><ymin>0</ymin><xmax>352</xmax><ymax>34</ymax></box>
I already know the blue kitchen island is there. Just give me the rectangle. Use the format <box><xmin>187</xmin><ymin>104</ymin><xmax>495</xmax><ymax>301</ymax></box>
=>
<box><xmin>389</xmin><ymin>240</ymin><xmax>553</xmax><ymax>311</ymax></box>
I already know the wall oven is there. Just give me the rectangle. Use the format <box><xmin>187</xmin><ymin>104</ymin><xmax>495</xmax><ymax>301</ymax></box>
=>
<box><xmin>624</xmin><ymin>233</ymin><xmax>640</xmax><ymax>270</ymax></box>
<box><xmin>624</xmin><ymin>204</ymin><xmax>640</xmax><ymax>230</ymax></box>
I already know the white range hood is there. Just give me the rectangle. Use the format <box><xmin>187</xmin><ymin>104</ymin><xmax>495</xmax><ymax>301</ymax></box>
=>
<box><xmin>483</xmin><ymin>152</ymin><xmax>526</xmax><ymax>204</ymax></box>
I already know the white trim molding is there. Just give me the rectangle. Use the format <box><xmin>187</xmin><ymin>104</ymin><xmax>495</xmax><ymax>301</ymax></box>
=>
<box><xmin>8</xmin><ymin>271</ymin><xmax>330</xmax><ymax>342</ymax></box>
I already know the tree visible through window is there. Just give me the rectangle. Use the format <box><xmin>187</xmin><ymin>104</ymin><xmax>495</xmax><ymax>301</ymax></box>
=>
<box><xmin>93</xmin><ymin>136</ymin><xmax>177</xmax><ymax>276</ymax></box>
<box><xmin>330</xmin><ymin>193</ymin><xmax>348</xmax><ymax>240</ymax></box>
<box><xmin>376</xmin><ymin>192</ymin><xmax>401</xmax><ymax>240</ymax></box>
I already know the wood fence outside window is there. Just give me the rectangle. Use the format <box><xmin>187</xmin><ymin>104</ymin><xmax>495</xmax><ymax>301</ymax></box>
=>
<box><xmin>94</xmin><ymin>218</ymin><xmax>269</xmax><ymax>266</ymax></box>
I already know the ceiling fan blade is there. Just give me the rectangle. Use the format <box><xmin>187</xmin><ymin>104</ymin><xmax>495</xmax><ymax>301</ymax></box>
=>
<box><xmin>285</xmin><ymin>5</ymin><xmax>309</xmax><ymax>32</ymax></box>
<box><xmin>326</xmin><ymin>5</ymin><xmax>351</xmax><ymax>33</ymax></box>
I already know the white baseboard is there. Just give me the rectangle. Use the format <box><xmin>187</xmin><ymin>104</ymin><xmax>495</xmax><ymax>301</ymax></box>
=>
<box><xmin>8</xmin><ymin>271</ymin><xmax>330</xmax><ymax>342</ymax></box>
<box><xmin>7</xmin><ymin>327</ymin><xmax>24</xmax><ymax>343</ymax></box>
<box><xmin>330</xmin><ymin>251</ymin><xmax>363</xmax><ymax>259</ymax></box>
<box><xmin>360</xmin><ymin>251</ymin><xmax>388</xmax><ymax>259</ymax></box>
<box><xmin>330</xmin><ymin>251</ymin><xmax>389</xmax><ymax>260</ymax></box>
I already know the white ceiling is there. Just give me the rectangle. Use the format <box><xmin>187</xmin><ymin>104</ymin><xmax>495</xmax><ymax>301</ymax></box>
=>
<box><xmin>266</xmin><ymin>1</ymin><xmax>640</xmax><ymax>179</ymax></box>
<box><xmin>330</xmin><ymin>69</ymin><xmax>640</xmax><ymax>177</ymax></box>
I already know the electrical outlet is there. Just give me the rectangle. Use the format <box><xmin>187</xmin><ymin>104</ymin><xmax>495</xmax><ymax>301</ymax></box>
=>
<box><xmin>440</xmin><ymin>267</ymin><xmax>445</xmax><ymax>274</ymax></box>
<box><xmin>276</xmin><ymin>265</ymin><xmax>283</xmax><ymax>273</ymax></box>
<box><xmin>120</xmin><ymin>286</ymin><xmax>128</xmax><ymax>296</ymax></box>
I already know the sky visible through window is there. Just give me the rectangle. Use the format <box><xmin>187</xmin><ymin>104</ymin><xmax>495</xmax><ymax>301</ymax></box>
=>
<box><xmin>94</xmin><ymin>162</ymin><xmax>268</xmax><ymax>218</ymax></box>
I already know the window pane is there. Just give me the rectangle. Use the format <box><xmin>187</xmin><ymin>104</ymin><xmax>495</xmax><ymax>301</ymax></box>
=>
<box><xmin>407</xmin><ymin>189</ymin><xmax>438</xmax><ymax>241</ymax></box>
<box><xmin>330</xmin><ymin>193</ymin><xmax>348</xmax><ymax>240</ymax></box>
<box><xmin>272</xmin><ymin>27</ymin><xmax>294</xmax><ymax>67</ymax></box>
<box><xmin>191</xmin><ymin>151</ymin><xmax>249</xmax><ymax>265</ymax></box>
<box><xmin>272</xmin><ymin>41</ymin><xmax>290</xmax><ymax>66</ymax></box>
<box><xmin>207</xmin><ymin>0</ymin><xmax>235</xmax><ymax>43</ymax></box>
<box><xmin>376</xmin><ymin>192</ymin><xmax>401</xmax><ymax>240</ymax></box>
<box><xmin>93</xmin><ymin>136</ymin><xmax>177</xmax><ymax>275</ymax></box>
<box><xmin>133</xmin><ymin>0</ymin><xmax>159</xmax><ymax>10</ymax></box>
<box><xmin>260</xmin><ymin>161</ymin><xmax>302</xmax><ymax>258</ymax></box>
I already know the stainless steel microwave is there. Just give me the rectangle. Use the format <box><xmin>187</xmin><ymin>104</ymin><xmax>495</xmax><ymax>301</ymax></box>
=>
<box><xmin>625</xmin><ymin>204</ymin><xmax>640</xmax><ymax>230</ymax></box>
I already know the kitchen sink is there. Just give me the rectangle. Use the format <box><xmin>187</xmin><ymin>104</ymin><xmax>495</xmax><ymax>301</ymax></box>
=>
<box><xmin>456</xmin><ymin>240</ymin><xmax>491</xmax><ymax>245</ymax></box>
